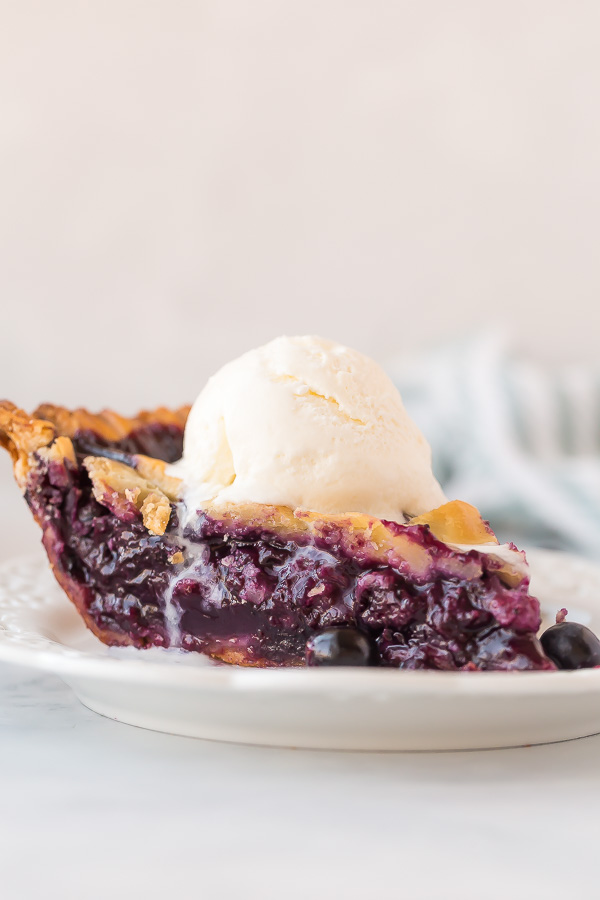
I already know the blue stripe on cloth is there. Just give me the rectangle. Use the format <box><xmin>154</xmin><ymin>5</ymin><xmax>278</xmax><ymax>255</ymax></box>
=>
<box><xmin>388</xmin><ymin>335</ymin><xmax>600</xmax><ymax>559</ymax></box>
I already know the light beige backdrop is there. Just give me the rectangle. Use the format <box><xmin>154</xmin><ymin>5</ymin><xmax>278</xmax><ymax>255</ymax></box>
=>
<box><xmin>1</xmin><ymin>0</ymin><xmax>599</xmax><ymax>559</ymax></box>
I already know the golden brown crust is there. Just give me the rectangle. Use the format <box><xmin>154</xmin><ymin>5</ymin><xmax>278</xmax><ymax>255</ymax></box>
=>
<box><xmin>215</xmin><ymin>649</ymin><xmax>263</xmax><ymax>666</ymax></box>
<box><xmin>409</xmin><ymin>500</ymin><xmax>498</xmax><ymax>546</ymax></box>
<box><xmin>201</xmin><ymin>500</ymin><xmax>523</xmax><ymax>586</ymax></box>
<box><xmin>37</xmin><ymin>435</ymin><xmax>77</xmax><ymax>467</ymax></box>
<box><xmin>0</xmin><ymin>401</ymin><xmax>56</xmax><ymax>489</ymax></box>
<box><xmin>33</xmin><ymin>403</ymin><xmax>190</xmax><ymax>442</ymax></box>
<box><xmin>133</xmin><ymin>454</ymin><xmax>183</xmax><ymax>501</ymax></box>
<box><xmin>1</xmin><ymin>401</ymin><xmax>520</xmax><ymax>587</ymax></box>
<box><xmin>211</xmin><ymin>648</ymin><xmax>303</xmax><ymax>667</ymax></box>
<box><xmin>83</xmin><ymin>456</ymin><xmax>182</xmax><ymax>536</ymax></box>
<box><xmin>0</xmin><ymin>400</ymin><xmax>187</xmax><ymax>533</ymax></box>
<box><xmin>200</xmin><ymin>502</ymin><xmax>433</xmax><ymax>577</ymax></box>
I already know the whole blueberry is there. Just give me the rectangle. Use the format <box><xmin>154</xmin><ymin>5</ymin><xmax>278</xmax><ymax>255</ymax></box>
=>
<box><xmin>306</xmin><ymin>627</ymin><xmax>375</xmax><ymax>667</ymax></box>
<box><xmin>540</xmin><ymin>622</ymin><xmax>600</xmax><ymax>670</ymax></box>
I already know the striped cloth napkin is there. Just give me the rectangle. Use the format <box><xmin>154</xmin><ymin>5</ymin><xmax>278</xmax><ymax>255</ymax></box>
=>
<box><xmin>390</xmin><ymin>334</ymin><xmax>600</xmax><ymax>559</ymax></box>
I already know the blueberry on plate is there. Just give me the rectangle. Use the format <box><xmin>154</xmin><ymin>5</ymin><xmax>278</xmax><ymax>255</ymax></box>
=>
<box><xmin>540</xmin><ymin>622</ymin><xmax>600</xmax><ymax>670</ymax></box>
<box><xmin>306</xmin><ymin>627</ymin><xmax>375</xmax><ymax>667</ymax></box>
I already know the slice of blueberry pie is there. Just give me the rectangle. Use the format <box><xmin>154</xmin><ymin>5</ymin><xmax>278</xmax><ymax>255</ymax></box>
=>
<box><xmin>0</xmin><ymin>336</ymin><xmax>563</xmax><ymax>671</ymax></box>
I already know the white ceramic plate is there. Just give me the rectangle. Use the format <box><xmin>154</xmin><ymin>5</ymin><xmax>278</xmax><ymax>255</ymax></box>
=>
<box><xmin>0</xmin><ymin>549</ymin><xmax>599</xmax><ymax>750</ymax></box>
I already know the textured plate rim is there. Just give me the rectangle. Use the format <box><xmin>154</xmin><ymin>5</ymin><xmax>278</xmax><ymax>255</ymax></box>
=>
<box><xmin>1</xmin><ymin>550</ymin><xmax>600</xmax><ymax>697</ymax></box>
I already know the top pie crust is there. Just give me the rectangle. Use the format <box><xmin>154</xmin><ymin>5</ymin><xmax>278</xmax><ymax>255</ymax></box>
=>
<box><xmin>0</xmin><ymin>400</ymin><xmax>525</xmax><ymax>587</ymax></box>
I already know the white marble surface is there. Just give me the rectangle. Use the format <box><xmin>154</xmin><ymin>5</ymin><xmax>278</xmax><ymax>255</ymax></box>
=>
<box><xmin>1</xmin><ymin>656</ymin><xmax>600</xmax><ymax>899</ymax></box>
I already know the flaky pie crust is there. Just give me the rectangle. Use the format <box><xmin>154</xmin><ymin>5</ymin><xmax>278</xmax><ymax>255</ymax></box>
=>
<box><xmin>0</xmin><ymin>400</ymin><xmax>520</xmax><ymax>582</ymax></box>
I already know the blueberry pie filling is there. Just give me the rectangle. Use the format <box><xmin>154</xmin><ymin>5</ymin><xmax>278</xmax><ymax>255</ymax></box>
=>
<box><xmin>0</xmin><ymin>399</ymin><xmax>560</xmax><ymax>671</ymax></box>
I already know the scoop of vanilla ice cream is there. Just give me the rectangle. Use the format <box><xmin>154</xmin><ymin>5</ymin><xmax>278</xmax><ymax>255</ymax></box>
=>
<box><xmin>176</xmin><ymin>336</ymin><xmax>446</xmax><ymax>522</ymax></box>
